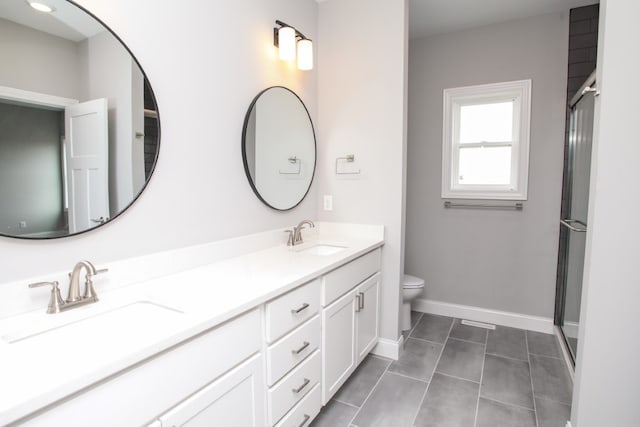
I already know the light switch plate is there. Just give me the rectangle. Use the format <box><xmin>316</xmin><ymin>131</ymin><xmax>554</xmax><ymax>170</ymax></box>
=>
<box><xmin>323</xmin><ymin>195</ymin><xmax>333</xmax><ymax>211</ymax></box>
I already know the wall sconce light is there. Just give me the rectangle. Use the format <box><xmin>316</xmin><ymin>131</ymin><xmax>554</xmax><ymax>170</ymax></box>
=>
<box><xmin>274</xmin><ymin>20</ymin><xmax>313</xmax><ymax>70</ymax></box>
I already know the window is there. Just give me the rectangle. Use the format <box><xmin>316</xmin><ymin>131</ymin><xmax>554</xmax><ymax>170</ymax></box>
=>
<box><xmin>442</xmin><ymin>80</ymin><xmax>531</xmax><ymax>200</ymax></box>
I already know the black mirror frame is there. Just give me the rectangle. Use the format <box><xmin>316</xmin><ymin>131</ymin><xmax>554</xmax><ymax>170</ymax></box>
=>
<box><xmin>1</xmin><ymin>0</ymin><xmax>161</xmax><ymax>240</ymax></box>
<box><xmin>241</xmin><ymin>86</ymin><xmax>317</xmax><ymax>211</ymax></box>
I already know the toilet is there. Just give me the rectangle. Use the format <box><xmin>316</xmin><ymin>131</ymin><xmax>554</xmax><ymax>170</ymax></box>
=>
<box><xmin>402</xmin><ymin>274</ymin><xmax>425</xmax><ymax>331</ymax></box>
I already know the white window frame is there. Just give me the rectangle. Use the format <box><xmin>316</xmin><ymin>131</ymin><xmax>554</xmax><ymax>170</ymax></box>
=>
<box><xmin>442</xmin><ymin>80</ymin><xmax>531</xmax><ymax>200</ymax></box>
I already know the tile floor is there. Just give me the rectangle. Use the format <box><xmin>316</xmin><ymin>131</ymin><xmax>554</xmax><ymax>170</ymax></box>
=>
<box><xmin>311</xmin><ymin>312</ymin><xmax>573</xmax><ymax>427</ymax></box>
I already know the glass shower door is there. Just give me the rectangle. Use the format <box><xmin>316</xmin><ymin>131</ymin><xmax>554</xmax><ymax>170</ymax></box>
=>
<box><xmin>557</xmin><ymin>80</ymin><xmax>596</xmax><ymax>362</ymax></box>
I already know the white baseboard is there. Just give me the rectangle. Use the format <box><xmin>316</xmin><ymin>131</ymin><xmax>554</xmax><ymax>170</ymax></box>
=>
<box><xmin>413</xmin><ymin>298</ymin><xmax>554</xmax><ymax>334</ymax></box>
<box><xmin>371</xmin><ymin>335</ymin><xmax>404</xmax><ymax>360</ymax></box>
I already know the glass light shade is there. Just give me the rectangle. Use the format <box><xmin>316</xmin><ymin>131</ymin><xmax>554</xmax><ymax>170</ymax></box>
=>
<box><xmin>278</xmin><ymin>26</ymin><xmax>296</xmax><ymax>61</ymax></box>
<box><xmin>297</xmin><ymin>39</ymin><xmax>313</xmax><ymax>70</ymax></box>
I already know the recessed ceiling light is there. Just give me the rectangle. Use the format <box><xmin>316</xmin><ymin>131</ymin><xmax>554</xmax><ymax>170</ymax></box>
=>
<box><xmin>28</xmin><ymin>1</ymin><xmax>56</xmax><ymax>13</ymax></box>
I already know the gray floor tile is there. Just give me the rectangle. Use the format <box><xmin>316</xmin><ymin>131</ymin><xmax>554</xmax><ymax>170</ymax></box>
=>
<box><xmin>449</xmin><ymin>318</ymin><xmax>489</xmax><ymax>344</ymax></box>
<box><xmin>481</xmin><ymin>354</ymin><xmax>534</xmax><ymax>409</ymax></box>
<box><xmin>486</xmin><ymin>326</ymin><xmax>528</xmax><ymax>360</ymax></box>
<box><xmin>476</xmin><ymin>398</ymin><xmax>536</xmax><ymax>427</ymax></box>
<box><xmin>333</xmin><ymin>355</ymin><xmax>391</xmax><ymax>407</ymax></box>
<box><xmin>413</xmin><ymin>373</ymin><xmax>479</xmax><ymax>427</ymax></box>
<box><xmin>411</xmin><ymin>310</ymin><xmax>423</xmax><ymax>329</ymax></box>
<box><xmin>530</xmin><ymin>354</ymin><xmax>573</xmax><ymax>405</ymax></box>
<box><xmin>389</xmin><ymin>338</ymin><xmax>443</xmax><ymax>381</ymax></box>
<box><xmin>536</xmin><ymin>397</ymin><xmax>571</xmax><ymax>427</ymax></box>
<box><xmin>310</xmin><ymin>399</ymin><xmax>357</xmax><ymax>427</ymax></box>
<box><xmin>410</xmin><ymin>313</ymin><xmax>453</xmax><ymax>344</ymax></box>
<box><xmin>436</xmin><ymin>338</ymin><xmax>484</xmax><ymax>382</ymax></box>
<box><xmin>527</xmin><ymin>331</ymin><xmax>562</xmax><ymax>358</ymax></box>
<box><xmin>351</xmin><ymin>372</ymin><xmax>427</xmax><ymax>427</ymax></box>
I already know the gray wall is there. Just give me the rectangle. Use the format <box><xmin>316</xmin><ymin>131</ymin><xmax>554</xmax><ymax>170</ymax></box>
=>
<box><xmin>0</xmin><ymin>18</ymin><xmax>80</xmax><ymax>99</ymax></box>
<box><xmin>0</xmin><ymin>103</ymin><xmax>65</xmax><ymax>235</ymax></box>
<box><xmin>406</xmin><ymin>13</ymin><xmax>569</xmax><ymax>318</ymax></box>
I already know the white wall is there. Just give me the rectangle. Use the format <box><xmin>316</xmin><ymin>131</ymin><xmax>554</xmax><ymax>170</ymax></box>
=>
<box><xmin>317</xmin><ymin>0</ymin><xmax>407</xmax><ymax>343</ymax></box>
<box><xmin>406</xmin><ymin>13</ymin><xmax>569</xmax><ymax>318</ymax></box>
<box><xmin>572</xmin><ymin>0</ymin><xmax>640</xmax><ymax>424</ymax></box>
<box><xmin>0</xmin><ymin>0</ymin><xmax>318</xmax><ymax>282</ymax></box>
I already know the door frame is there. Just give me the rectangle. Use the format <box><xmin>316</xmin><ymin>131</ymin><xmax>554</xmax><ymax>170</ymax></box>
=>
<box><xmin>553</xmin><ymin>71</ymin><xmax>596</xmax><ymax>364</ymax></box>
<box><xmin>0</xmin><ymin>86</ymin><xmax>78</xmax><ymax>109</ymax></box>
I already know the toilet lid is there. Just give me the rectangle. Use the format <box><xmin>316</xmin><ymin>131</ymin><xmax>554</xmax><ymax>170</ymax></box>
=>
<box><xmin>403</xmin><ymin>274</ymin><xmax>425</xmax><ymax>289</ymax></box>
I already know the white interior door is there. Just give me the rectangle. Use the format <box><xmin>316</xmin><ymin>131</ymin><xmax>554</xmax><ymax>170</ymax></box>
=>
<box><xmin>65</xmin><ymin>98</ymin><xmax>109</xmax><ymax>233</ymax></box>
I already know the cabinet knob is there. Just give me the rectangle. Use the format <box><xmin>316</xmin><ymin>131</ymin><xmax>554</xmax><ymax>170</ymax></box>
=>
<box><xmin>295</xmin><ymin>414</ymin><xmax>311</xmax><ymax>427</ymax></box>
<box><xmin>291</xmin><ymin>341</ymin><xmax>310</xmax><ymax>355</ymax></box>
<box><xmin>291</xmin><ymin>302</ymin><xmax>310</xmax><ymax>315</ymax></box>
<box><xmin>291</xmin><ymin>378</ymin><xmax>310</xmax><ymax>394</ymax></box>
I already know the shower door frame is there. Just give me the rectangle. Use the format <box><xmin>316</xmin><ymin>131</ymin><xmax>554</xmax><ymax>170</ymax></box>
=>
<box><xmin>554</xmin><ymin>71</ymin><xmax>597</xmax><ymax>366</ymax></box>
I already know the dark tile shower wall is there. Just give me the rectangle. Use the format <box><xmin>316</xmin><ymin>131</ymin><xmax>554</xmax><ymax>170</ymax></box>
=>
<box><xmin>143</xmin><ymin>79</ymin><xmax>159</xmax><ymax>179</ymax></box>
<box><xmin>567</xmin><ymin>4</ymin><xmax>599</xmax><ymax>101</ymax></box>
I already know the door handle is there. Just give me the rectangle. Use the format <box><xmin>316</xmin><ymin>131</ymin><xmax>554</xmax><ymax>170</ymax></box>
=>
<box><xmin>560</xmin><ymin>219</ymin><xmax>587</xmax><ymax>232</ymax></box>
<box><xmin>355</xmin><ymin>294</ymin><xmax>361</xmax><ymax>312</ymax></box>
<box><xmin>91</xmin><ymin>216</ymin><xmax>107</xmax><ymax>224</ymax></box>
<box><xmin>359</xmin><ymin>292</ymin><xmax>365</xmax><ymax>310</ymax></box>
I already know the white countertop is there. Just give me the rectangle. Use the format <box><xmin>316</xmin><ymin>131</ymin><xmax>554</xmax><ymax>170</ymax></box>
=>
<box><xmin>0</xmin><ymin>226</ymin><xmax>383</xmax><ymax>425</ymax></box>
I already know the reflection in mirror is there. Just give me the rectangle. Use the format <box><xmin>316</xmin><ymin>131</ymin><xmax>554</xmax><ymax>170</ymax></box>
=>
<box><xmin>242</xmin><ymin>87</ymin><xmax>316</xmax><ymax>211</ymax></box>
<box><xmin>0</xmin><ymin>0</ymin><xmax>160</xmax><ymax>239</ymax></box>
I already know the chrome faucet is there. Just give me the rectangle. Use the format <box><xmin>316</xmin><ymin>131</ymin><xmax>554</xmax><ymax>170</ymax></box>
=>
<box><xmin>68</xmin><ymin>260</ymin><xmax>101</xmax><ymax>302</ymax></box>
<box><xmin>29</xmin><ymin>260</ymin><xmax>108</xmax><ymax>314</ymax></box>
<box><xmin>292</xmin><ymin>220</ymin><xmax>315</xmax><ymax>246</ymax></box>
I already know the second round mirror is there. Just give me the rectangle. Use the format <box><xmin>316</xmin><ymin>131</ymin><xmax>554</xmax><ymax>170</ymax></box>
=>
<box><xmin>242</xmin><ymin>87</ymin><xmax>316</xmax><ymax>211</ymax></box>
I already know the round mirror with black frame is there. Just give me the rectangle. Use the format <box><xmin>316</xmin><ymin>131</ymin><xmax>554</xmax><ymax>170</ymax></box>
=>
<box><xmin>242</xmin><ymin>86</ymin><xmax>316</xmax><ymax>211</ymax></box>
<box><xmin>0</xmin><ymin>0</ymin><xmax>160</xmax><ymax>239</ymax></box>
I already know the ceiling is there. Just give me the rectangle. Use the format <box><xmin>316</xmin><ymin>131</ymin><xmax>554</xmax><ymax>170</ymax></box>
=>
<box><xmin>0</xmin><ymin>0</ymin><xmax>104</xmax><ymax>42</ymax></box>
<box><xmin>409</xmin><ymin>0</ymin><xmax>598</xmax><ymax>40</ymax></box>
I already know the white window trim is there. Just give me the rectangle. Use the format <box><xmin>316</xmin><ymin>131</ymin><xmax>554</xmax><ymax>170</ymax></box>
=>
<box><xmin>442</xmin><ymin>80</ymin><xmax>531</xmax><ymax>200</ymax></box>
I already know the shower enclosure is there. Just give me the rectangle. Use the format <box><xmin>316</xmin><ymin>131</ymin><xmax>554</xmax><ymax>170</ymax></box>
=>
<box><xmin>555</xmin><ymin>71</ymin><xmax>597</xmax><ymax>364</ymax></box>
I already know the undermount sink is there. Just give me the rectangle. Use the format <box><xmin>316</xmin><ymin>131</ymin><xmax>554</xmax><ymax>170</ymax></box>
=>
<box><xmin>295</xmin><ymin>243</ymin><xmax>347</xmax><ymax>256</ymax></box>
<box><xmin>2</xmin><ymin>301</ymin><xmax>183</xmax><ymax>345</ymax></box>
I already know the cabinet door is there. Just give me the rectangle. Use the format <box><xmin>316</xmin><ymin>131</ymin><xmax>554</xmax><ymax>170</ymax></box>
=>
<box><xmin>321</xmin><ymin>287</ymin><xmax>358</xmax><ymax>405</ymax></box>
<box><xmin>356</xmin><ymin>273</ymin><xmax>380</xmax><ymax>364</ymax></box>
<box><xmin>157</xmin><ymin>354</ymin><xmax>264</xmax><ymax>427</ymax></box>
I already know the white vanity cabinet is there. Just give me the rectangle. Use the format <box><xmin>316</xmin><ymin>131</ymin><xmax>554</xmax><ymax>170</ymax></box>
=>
<box><xmin>263</xmin><ymin>278</ymin><xmax>322</xmax><ymax>426</ymax></box>
<box><xmin>20</xmin><ymin>310</ymin><xmax>264</xmax><ymax>427</ymax></box>
<box><xmin>4</xmin><ymin>235</ymin><xmax>385</xmax><ymax>427</ymax></box>
<box><xmin>321</xmin><ymin>249</ymin><xmax>381</xmax><ymax>404</ymax></box>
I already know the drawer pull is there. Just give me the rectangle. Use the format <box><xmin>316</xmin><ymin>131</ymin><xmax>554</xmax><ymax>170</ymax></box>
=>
<box><xmin>296</xmin><ymin>414</ymin><xmax>311</xmax><ymax>427</ymax></box>
<box><xmin>292</xmin><ymin>378</ymin><xmax>311</xmax><ymax>394</ymax></box>
<box><xmin>292</xmin><ymin>341</ymin><xmax>310</xmax><ymax>355</ymax></box>
<box><xmin>291</xmin><ymin>302</ymin><xmax>310</xmax><ymax>315</ymax></box>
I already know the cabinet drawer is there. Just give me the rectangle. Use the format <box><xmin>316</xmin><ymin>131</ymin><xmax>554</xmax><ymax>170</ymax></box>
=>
<box><xmin>322</xmin><ymin>248</ymin><xmax>381</xmax><ymax>306</ymax></box>
<box><xmin>267</xmin><ymin>315</ymin><xmax>320</xmax><ymax>386</ymax></box>
<box><xmin>274</xmin><ymin>383</ymin><xmax>321</xmax><ymax>427</ymax></box>
<box><xmin>265</xmin><ymin>278</ymin><xmax>321</xmax><ymax>343</ymax></box>
<box><xmin>268</xmin><ymin>350</ymin><xmax>321</xmax><ymax>426</ymax></box>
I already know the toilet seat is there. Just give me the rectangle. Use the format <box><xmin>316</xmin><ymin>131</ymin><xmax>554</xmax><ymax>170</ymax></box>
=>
<box><xmin>403</xmin><ymin>274</ymin><xmax>424</xmax><ymax>289</ymax></box>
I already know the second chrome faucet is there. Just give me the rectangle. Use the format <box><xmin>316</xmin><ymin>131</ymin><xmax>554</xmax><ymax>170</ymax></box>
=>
<box><xmin>29</xmin><ymin>260</ymin><xmax>108</xmax><ymax>314</ymax></box>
